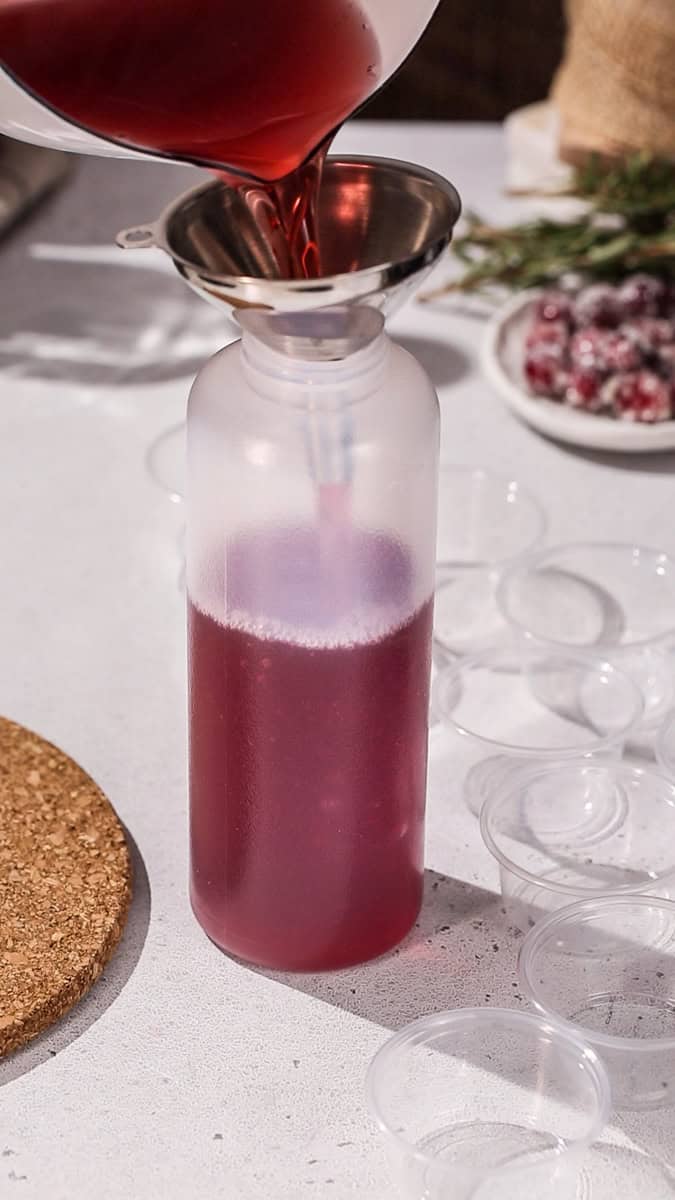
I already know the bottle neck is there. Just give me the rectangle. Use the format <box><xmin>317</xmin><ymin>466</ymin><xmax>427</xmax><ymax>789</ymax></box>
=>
<box><xmin>239</xmin><ymin>306</ymin><xmax>389</xmax><ymax>408</ymax></box>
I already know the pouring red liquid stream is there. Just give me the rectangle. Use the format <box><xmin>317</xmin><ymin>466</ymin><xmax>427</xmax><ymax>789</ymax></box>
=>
<box><xmin>0</xmin><ymin>0</ymin><xmax>381</xmax><ymax>274</ymax></box>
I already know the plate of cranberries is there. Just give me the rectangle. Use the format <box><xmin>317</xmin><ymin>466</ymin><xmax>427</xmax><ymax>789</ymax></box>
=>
<box><xmin>482</xmin><ymin>275</ymin><xmax>675</xmax><ymax>451</ymax></box>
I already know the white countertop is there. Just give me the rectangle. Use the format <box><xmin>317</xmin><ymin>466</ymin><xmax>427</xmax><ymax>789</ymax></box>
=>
<box><xmin>0</xmin><ymin>122</ymin><xmax>673</xmax><ymax>1199</ymax></box>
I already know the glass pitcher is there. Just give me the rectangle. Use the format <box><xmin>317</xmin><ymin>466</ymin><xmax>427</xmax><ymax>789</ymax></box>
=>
<box><xmin>187</xmin><ymin>307</ymin><xmax>438</xmax><ymax>970</ymax></box>
<box><xmin>0</xmin><ymin>0</ymin><xmax>440</xmax><ymax>172</ymax></box>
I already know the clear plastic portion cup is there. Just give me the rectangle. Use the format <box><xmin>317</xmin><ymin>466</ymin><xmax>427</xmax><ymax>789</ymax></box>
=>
<box><xmin>497</xmin><ymin>542</ymin><xmax>675</xmax><ymax>728</ymax></box>
<box><xmin>481</xmin><ymin>760</ymin><xmax>675</xmax><ymax>931</ymax></box>
<box><xmin>656</xmin><ymin>708</ymin><xmax>675</xmax><ymax>780</ymax></box>
<box><xmin>519</xmin><ymin>895</ymin><xmax>675</xmax><ymax>1111</ymax></box>
<box><xmin>366</xmin><ymin>1007</ymin><xmax>611</xmax><ymax>1200</ymax></box>
<box><xmin>431</xmin><ymin>646</ymin><xmax>643</xmax><ymax>816</ymax></box>
<box><xmin>434</xmin><ymin>466</ymin><xmax>545</xmax><ymax>654</ymax></box>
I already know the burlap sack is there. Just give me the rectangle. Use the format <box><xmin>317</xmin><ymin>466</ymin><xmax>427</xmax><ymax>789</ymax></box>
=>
<box><xmin>552</xmin><ymin>0</ymin><xmax>675</xmax><ymax>163</ymax></box>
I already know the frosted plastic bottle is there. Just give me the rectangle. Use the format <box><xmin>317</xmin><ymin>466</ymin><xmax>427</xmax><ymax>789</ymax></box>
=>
<box><xmin>187</xmin><ymin>307</ymin><xmax>438</xmax><ymax>970</ymax></box>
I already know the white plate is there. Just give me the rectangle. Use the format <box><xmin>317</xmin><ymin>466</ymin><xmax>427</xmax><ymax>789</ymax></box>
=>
<box><xmin>482</xmin><ymin>291</ymin><xmax>675</xmax><ymax>453</ymax></box>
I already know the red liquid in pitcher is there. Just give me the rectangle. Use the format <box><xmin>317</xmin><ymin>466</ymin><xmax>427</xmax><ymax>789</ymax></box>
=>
<box><xmin>189</xmin><ymin>528</ymin><xmax>433</xmax><ymax>971</ymax></box>
<box><xmin>0</xmin><ymin>0</ymin><xmax>380</xmax><ymax>182</ymax></box>
<box><xmin>0</xmin><ymin>0</ymin><xmax>380</xmax><ymax>275</ymax></box>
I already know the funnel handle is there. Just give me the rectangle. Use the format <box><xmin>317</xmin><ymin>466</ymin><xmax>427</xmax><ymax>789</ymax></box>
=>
<box><xmin>116</xmin><ymin>224</ymin><xmax>158</xmax><ymax>250</ymax></box>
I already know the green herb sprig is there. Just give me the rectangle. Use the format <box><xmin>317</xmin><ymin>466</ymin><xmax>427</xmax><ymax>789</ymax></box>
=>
<box><xmin>421</xmin><ymin>154</ymin><xmax>675</xmax><ymax>300</ymax></box>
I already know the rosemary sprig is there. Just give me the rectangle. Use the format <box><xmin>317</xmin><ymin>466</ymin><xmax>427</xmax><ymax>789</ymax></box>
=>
<box><xmin>575</xmin><ymin>153</ymin><xmax>675</xmax><ymax>225</ymax></box>
<box><xmin>421</xmin><ymin>154</ymin><xmax>675</xmax><ymax>301</ymax></box>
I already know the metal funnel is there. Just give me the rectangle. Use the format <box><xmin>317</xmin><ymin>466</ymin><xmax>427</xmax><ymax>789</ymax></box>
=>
<box><xmin>117</xmin><ymin>156</ymin><xmax>460</xmax><ymax>316</ymax></box>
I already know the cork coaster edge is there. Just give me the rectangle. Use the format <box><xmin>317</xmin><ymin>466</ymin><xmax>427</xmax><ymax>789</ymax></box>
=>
<box><xmin>0</xmin><ymin>717</ymin><xmax>133</xmax><ymax>1058</ymax></box>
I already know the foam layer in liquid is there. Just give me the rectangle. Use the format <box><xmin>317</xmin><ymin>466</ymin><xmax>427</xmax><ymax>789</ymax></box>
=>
<box><xmin>189</xmin><ymin>524</ymin><xmax>426</xmax><ymax>648</ymax></box>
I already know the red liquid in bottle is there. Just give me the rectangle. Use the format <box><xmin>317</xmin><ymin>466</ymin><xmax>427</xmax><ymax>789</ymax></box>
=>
<box><xmin>0</xmin><ymin>0</ymin><xmax>380</xmax><ymax>182</ymax></box>
<box><xmin>188</xmin><ymin>528</ymin><xmax>433</xmax><ymax>971</ymax></box>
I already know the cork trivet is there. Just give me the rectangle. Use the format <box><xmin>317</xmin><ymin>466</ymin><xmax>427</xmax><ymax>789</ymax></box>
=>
<box><xmin>0</xmin><ymin>718</ymin><xmax>132</xmax><ymax>1057</ymax></box>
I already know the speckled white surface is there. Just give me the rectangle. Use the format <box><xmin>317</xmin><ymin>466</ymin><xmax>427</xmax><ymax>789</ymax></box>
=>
<box><xmin>0</xmin><ymin>123</ymin><xmax>673</xmax><ymax>1198</ymax></box>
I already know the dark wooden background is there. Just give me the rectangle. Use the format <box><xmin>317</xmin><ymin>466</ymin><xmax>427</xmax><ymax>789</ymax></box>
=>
<box><xmin>359</xmin><ymin>0</ymin><xmax>565</xmax><ymax>120</ymax></box>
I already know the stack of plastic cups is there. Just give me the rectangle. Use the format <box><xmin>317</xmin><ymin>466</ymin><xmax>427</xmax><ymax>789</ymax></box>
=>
<box><xmin>370</xmin><ymin>500</ymin><xmax>675</xmax><ymax>1197</ymax></box>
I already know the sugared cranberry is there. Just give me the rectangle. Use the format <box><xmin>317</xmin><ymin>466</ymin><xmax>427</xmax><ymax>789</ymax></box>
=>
<box><xmin>573</xmin><ymin>284</ymin><xmax>621</xmax><ymax>328</ymax></box>
<box><xmin>570</xmin><ymin>326</ymin><xmax>640</xmax><ymax>372</ymax></box>
<box><xmin>565</xmin><ymin>367</ymin><xmax>606</xmax><ymax>412</ymax></box>
<box><xmin>623</xmin><ymin>317</ymin><xmax>674</xmax><ymax>351</ymax></box>
<box><xmin>617</xmin><ymin>273</ymin><xmax>666</xmax><ymax>318</ymax></box>
<box><xmin>536</xmin><ymin>290</ymin><xmax>573</xmax><ymax>325</ymax></box>
<box><xmin>525</xmin><ymin>319</ymin><xmax>569</xmax><ymax>349</ymax></box>
<box><xmin>524</xmin><ymin>344</ymin><xmax>568</xmax><ymax>397</ymax></box>
<box><xmin>601</xmin><ymin>331</ymin><xmax>644</xmax><ymax>371</ymax></box>
<box><xmin>570</xmin><ymin>326</ymin><xmax>608</xmax><ymax>369</ymax></box>
<box><xmin>603</xmin><ymin>370</ymin><xmax>672</xmax><ymax>423</ymax></box>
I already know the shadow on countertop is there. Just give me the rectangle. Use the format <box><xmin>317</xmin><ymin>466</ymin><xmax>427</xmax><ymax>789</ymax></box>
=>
<box><xmin>397</xmin><ymin>334</ymin><xmax>472</xmax><ymax>389</ymax></box>
<box><xmin>258</xmin><ymin>868</ymin><xmax>675</xmax><ymax>1189</ymax></box>
<box><xmin>259</xmin><ymin>868</ymin><xmax>520</xmax><ymax>1031</ymax></box>
<box><xmin>0</xmin><ymin>249</ymin><xmax>229</xmax><ymax>387</ymax></box>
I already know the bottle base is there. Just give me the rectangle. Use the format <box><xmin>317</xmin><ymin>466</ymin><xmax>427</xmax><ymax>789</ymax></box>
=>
<box><xmin>190</xmin><ymin>885</ymin><xmax>423</xmax><ymax>973</ymax></box>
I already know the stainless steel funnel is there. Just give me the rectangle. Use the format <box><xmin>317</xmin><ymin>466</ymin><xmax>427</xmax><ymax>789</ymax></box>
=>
<box><xmin>117</xmin><ymin>156</ymin><xmax>460</xmax><ymax>316</ymax></box>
